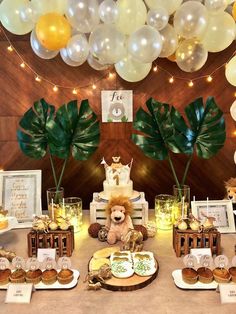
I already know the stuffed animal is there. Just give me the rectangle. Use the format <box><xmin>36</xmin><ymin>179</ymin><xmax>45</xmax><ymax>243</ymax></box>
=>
<box><xmin>105</xmin><ymin>196</ymin><xmax>133</xmax><ymax>245</ymax></box>
<box><xmin>225</xmin><ymin>178</ymin><xmax>236</xmax><ymax>204</ymax></box>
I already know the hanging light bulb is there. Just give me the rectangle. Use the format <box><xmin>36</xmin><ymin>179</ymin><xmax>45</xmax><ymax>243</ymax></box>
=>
<box><xmin>206</xmin><ymin>75</ymin><xmax>213</xmax><ymax>82</ymax></box>
<box><xmin>153</xmin><ymin>65</ymin><xmax>158</xmax><ymax>72</ymax></box>
<box><xmin>109</xmin><ymin>72</ymin><xmax>114</xmax><ymax>79</ymax></box>
<box><xmin>92</xmin><ymin>84</ymin><xmax>97</xmax><ymax>90</ymax></box>
<box><xmin>72</xmin><ymin>88</ymin><xmax>77</xmax><ymax>95</ymax></box>
<box><xmin>169</xmin><ymin>77</ymin><xmax>174</xmax><ymax>83</ymax></box>
<box><xmin>188</xmin><ymin>80</ymin><xmax>194</xmax><ymax>87</ymax></box>
<box><xmin>35</xmin><ymin>76</ymin><xmax>41</xmax><ymax>82</ymax></box>
<box><xmin>53</xmin><ymin>85</ymin><xmax>58</xmax><ymax>92</ymax></box>
<box><xmin>7</xmin><ymin>45</ymin><xmax>13</xmax><ymax>52</ymax></box>
<box><xmin>20</xmin><ymin>62</ymin><xmax>25</xmax><ymax>68</ymax></box>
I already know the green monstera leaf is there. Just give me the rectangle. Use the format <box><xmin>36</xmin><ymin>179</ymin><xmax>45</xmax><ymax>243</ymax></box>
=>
<box><xmin>46</xmin><ymin>99</ymin><xmax>100</xmax><ymax>160</ymax></box>
<box><xmin>184</xmin><ymin>97</ymin><xmax>226</xmax><ymax>159</ymax></box>
<box><xmin>17</xmin><ymin>98</ymin><xmax>55</xmax><ymax>159</ymax></box>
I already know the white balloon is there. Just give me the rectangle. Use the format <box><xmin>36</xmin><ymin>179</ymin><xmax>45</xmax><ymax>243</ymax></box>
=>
<box><xmin>115</xmin><ymin>54</ymin><xmax>152</xmax><ymax>82</ymax></box>
<box><xmin>31</xmin><ymin>0</ymin><xmax>67</xmax><ymax>17</ymax></box>
<box><xmin>89</xmin><ymin>24</ymin><xmax>127</xmax><ymax>65</ymax></box>
<box><xmin>174</xmin><ymin>1</ymin><xmax>209</xmax><ymax>39</ymax></box>
<box><xmin>60</xmin><ymin>48</ymin><xmax>83</xmax><ymax>66</ymax></box>
<box><xmin>99</xmin><ymin>0</ymin><xmax>119</xmax><ymax>23</ymax></box>
<box><xmin>128</xmin><ymin>25</ymin><xmax>163</xmax><ymax>63</ymax></box>
<box><xmin>19</xmin><ymin>2</ymin><xmax>38</xmax><ymax>23</ymax></box>
<box><xmin>230</xmin><ymin>100</ymin><xmax>236</xmax><ymax>121</ymax></box>
<box><xmin>30</xmin><ymin>29</ymin><xmax>59</xmax><ymax>59</ymax></box>
<box><xmin>145</xmin><ymin>0</ymin><xmax>183</xmax><ymax>14</ymax></box>
<box><xmin>205</xmin><ymin>0</ymin><xmax>228</xmax><ymax>14</ymax></box>
<box><xmin>66</xmin><ymin>34</ymin><xmax>89</xmax><ymax>64</ymax></box>
<box><xmin>159</xmin><ymin>24</ymin><xmax>178</xmax><ymax>57</ymax></box>
<box><xmin>65</xmin><ymin>0</ymin><xmax>100</xmax><ymax>33</ymax></box>
<box><xmin>87</xmin><ymin>52</ymin><xmax>110</xmax><ymax>70</ymax></box>
<box><xmin>146</xmin><ymin>8</ymin><xmax>169</xmax><ymax>31</ymax></box>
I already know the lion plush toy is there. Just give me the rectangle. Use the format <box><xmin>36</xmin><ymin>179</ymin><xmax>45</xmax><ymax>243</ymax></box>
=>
<box><xmin>225</xmin><ymin>178</ymin><xmax>236</xmax><ymax>204</ymax></box>
<box><xmin>105</xmin><ymin>196</ymin><xmax>133</xmax><ymax>245</ymax></box>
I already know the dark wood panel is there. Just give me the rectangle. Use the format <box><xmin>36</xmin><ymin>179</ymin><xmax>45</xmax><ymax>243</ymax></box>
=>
<box><xmin>0</xmin><ymin>32</ymin><xmax>235</xmax><ymax>210</ymax></box>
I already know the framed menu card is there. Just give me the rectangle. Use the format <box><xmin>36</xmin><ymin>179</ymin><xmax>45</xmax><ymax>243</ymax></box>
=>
<box><xmin>191</xmin><ymin>200</ymin><xmax>235</xmax><ymax>233</ymax></box>
<box><xmin>0</xmin><ymin>170</ymin><xmax>42</xmax><ymax>223</ymax></box>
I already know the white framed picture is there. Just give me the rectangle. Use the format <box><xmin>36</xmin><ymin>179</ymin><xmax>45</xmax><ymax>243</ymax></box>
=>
<box><xmin>0</xmin><ymin>170</ymin><xmax>42</xmax><ymax>223</ymax></box>
<box><xmin>191</xmin><ymin>200</ymin><xmax>235</xmax><ymax>233</ymax></box>
<box><xmin>101</xmin><ymin>90</ymin><xmax>133</xmax><ymax>122</ymax></box>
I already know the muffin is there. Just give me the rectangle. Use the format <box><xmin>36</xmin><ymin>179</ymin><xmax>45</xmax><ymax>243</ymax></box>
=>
<box><xmin>10</xmin><ymin>269</ymin><xmax>26</xmax><ymax>283</ymax></box>
<box><xmin>0</xmin><ymin>268</ymin><xmax>11</xmax><ymax>285</ymax></box>
<box><xmin>57</xmin><ymin>269</ymin><xmax>74</xmax><ymax>285</ymax></box>
<box><xmin>42</xmin><ymin>269</ymin><xmax>57</xmax><ymax>285</ymax></box>
<box><xmin>213</xmin><ymin>267</ymin><xmax>231</xmax><ymax>283</ymax></box>
<box><xmin>182</xmin><ymin>268</ymin><xmax>198</xmax><ymax>284</ymax></box>
<box><xmin>229</xmin><ymin>267</ymin><xmax>236</xmax><ymax>283</ymax></box>
<box><xmin>25</xmin><ymin>269</ymin><xmax>42</xmax><ymax>284</ymax></box>
<box><xmin>197</xmin><ymin>267</ymin><xmax>213</xmax><ymax>284</ymax></box>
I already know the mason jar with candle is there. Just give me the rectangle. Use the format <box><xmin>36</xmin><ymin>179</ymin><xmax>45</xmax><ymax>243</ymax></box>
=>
<box><xmin>155</xmin><ymin>194</ymin><xmax>175</xmax><ymax>230</ymax></box>
<box><xmin>63</xmin><ymin>197</ymin><xmax>82</xmax><ymax>233</ymax></box>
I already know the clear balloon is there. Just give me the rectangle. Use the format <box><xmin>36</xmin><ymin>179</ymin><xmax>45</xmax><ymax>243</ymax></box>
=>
<box><xmin>60</xmin><ymin>48</ymin><xmax>83</xmax><ymax>66</ymax></box>
<box><xmin>19</xmin><ymin>2</ymin><xmax>38</xmax><ymax>23</ymax></box>
<box><xmin>174</xmin><ymin>1</ymin><xmax>209</xmax><ymax>39</ymax></box>
<box><xmin>146</xmin><ymin>8</ymin><xmax>169</xmax><ymax>31</ymax></box>
<box><xmin>116</xmin><ymin>0</ymin><xmax>147</xmax><ymax>35</ymax></box>
<box><xmin>175</xmin><ymin>38</ymin><xmax>208</xmax><ymax>72</ymax></box>
<box><xmin>89</xmin><ymin>24</ymin><xmax>126</xmax><ymax>65</ymax></box>
<box><xmin>230</xmin><ymin>100</ymin><xmax>236</xmax><ymax>121</ymax></box>
<box><xmin>65</xmin><ymin>0</ymin><xmax>100</xmax><ymax>33</ymax></box>
<box><xmin>0</xmin><ymin>0</ymin><xmax>35</xmax><ymax>35</ymax></box>
<box><xmin>87</xmin><ymin>52</ymin><xmax>110</xmax><ymax>70</ymax></box>
<box><xmin>225</xmin><ymin>55</ymin><xmax>236</xmax><ymax>86</ymax></box>
<box><xmin>99</xmin><ymin>0</ymin><xmax>119</xmax><ymax>24</ymax></box>
<box><xmin>31</xmin><ymin>0</ymin><xmax>67</xmax><ymax>18</ymax></box>
<box><xmin>36</xmin><ymin>13</ymin><xmax>71</xmax><ymax>50</ymax></box>
<box><xmin>115</xmin><ymin>54</ymin><xmax>152</xmax><ymax>82</ymax></box>
<box><xmin>66</xmin><ymin>34</ymin><xmax>89</xmax><ymax>64</ymax></box>
<box><xmin>145</xmin><ymin>0</ymin><xmax>183</xmax><ymax>14</ymax></box>
<box><xmin>30</xmin><ymin>29</ymin><xmax>59</xmax><ymax>59</ymax></box>
<box><xmin>201</xmin><ymin>12</ymin><xmax>235</xmax><ymax>52</ymax></box>
<box><xmin>128</xmin><ymin>25</ymin><xmax>163</xmax><ymax>63</ymax></box>
<box><xmin>205</xmin><ymin>0</ymin><xmax>228</xmax><ymax>14</ymax></box>
<box><xmin>159</xmin><ymin>24</ymin><xmax>178</xmax><ymax>58</ymax></box>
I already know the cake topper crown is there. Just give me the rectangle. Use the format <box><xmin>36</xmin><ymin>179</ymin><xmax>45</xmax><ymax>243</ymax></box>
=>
<box><xmin>101</xmin><ymin>156</ymin><xmax>133</xmax><ymax>185</ymax></box>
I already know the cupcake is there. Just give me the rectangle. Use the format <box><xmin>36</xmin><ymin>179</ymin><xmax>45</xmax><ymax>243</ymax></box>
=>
<box><xmin>213</xmin><ymin>267</ymin><xmax>231</xmax><ymax>283</ymax></box>
<box><xmin>197</xmin><ymin>267</ymin><xmax>213</xmax><ymax>284</ymax></box>
<box><xmin>57</xmin><ymin>269</ymin><xmax>73</xmax><ymax>285</ymax></box>
<box><xmin>42</xmin><ymin>269</ymin><xmax>57</xmax><ymax>285</ymax></box>
<box><xmin>182</xmin><ymin>268</ymin><xmax>198</xmax><ymax>284</ymax></box>
<box><xmin>229</xmin><ymin>267</ymin><xmax>236</xmax><ymax>283</ymax></box>
<box><xmin>0</xmin><ymin>269</ymin><xmax>11</xmax><ymax>285</ymax></box>
<box><xmin>10</xmin><ymin>269</ymin><xmax>26</xmax><ymax>283</ymax></box>
<box><xmin>25</xmin><ymin>269</ymin><xmax>42</xmax><ymax>284</ymax></box>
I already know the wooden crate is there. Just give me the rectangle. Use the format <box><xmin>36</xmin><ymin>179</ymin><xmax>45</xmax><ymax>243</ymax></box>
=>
<box><xmin>90</xmin><ymin>192</ymin><xmax>148</xmax><ymax>225</ymax></box>
<box><xmin>27</xmin><ymin>227</ymin><xmax>74</xmax><ymax>257</ymax></box>
<box><xmin>173</xmin><ymin>227</ymin><xmax>221</xmax><ymax>257</ymax></box>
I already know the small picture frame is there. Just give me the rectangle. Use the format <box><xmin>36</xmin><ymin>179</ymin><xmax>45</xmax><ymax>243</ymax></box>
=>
<box><xmin>0</xmin><ymin>170</ymin><xmax>42</xmax><ymax>223</ymax></box>
<box><xmin>191</xmin><ymin>200</ymin><xmax>235</xmax><ymax>233</ymax></box>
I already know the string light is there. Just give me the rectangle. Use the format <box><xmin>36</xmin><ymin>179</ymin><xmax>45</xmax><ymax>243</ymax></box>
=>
<box><xmin>35</xmin><ymin>76</ymin><xmax>41</xmax><ymax>82</ymax></box>
<box><xmin>188</xmin><ymin>80</ymin><xmax>194</xmax><ymax>87</ymax></box>
<box><xmin>53</xmin><ymin>85</ymin><xmax>58</xmax><ymax>92</ymax></box>
<box><xmin>7</xmin><ymin>45</ymin><xmax>13</xmax><ymax>52</ymax></box>
<box><xmin>206</xmin><ymin>75</ymin><xmax>213</xmax><ymax>82</ymax></box>
<box><xmin>1</xmin><ymin>24</ymin><xmax>235</xmax><ymax>91</ymax></box>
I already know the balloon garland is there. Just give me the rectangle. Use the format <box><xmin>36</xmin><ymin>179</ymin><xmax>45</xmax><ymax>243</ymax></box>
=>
<box><xmin>0</xmin><ymin>0</ymin><xmax>235</xmax><ymax>84</ymax></box>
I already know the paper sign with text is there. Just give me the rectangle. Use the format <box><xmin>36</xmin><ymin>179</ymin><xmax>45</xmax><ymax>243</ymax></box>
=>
<box><xmin>219</xmin><ymin>284</ymin><xmax>236</xmax><ymax>304</ymax></box>
<box><xmin>190</xmin><ymin>248</ymin><xmax>212</xmax><ymax>264</ymax></box>
<box><xmin>37</xmin><ymin>248</ymin><xmax>56</xmax><ymax>262</ymax></box>
<box><xmin>5</xmin><ymin>283</ymin><xmax>33</xmax><ymax>304</ymax></box>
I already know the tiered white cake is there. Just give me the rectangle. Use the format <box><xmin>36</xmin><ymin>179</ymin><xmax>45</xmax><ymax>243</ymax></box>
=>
<box><xmin>101</xmin><ymin>156</ymin><xmax>133</xmax><ymax>198</ymax></box>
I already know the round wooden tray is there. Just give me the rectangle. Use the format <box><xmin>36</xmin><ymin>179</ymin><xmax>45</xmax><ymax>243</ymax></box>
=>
<box><xmin>89</xmin><ymin>258</ymin><xmax>159</xmax><ymax>291</ymax></box>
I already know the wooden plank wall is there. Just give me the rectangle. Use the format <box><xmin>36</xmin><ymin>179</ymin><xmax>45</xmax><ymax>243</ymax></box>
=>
<box><xmin>0</xmin><ymin>29</ymin><xmax>235</xmax><ymax>209</ymax></box>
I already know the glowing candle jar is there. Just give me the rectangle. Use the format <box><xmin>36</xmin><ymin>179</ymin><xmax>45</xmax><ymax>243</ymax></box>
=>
<box><xmin>64</xmin><ymin>197</ymin><xmax>82</xmax><ymax>233</ymax></box>
<box><xmin>155</xmin><ymin>194</ymin><xmax>175</xmax><ymax>230</ymax></box>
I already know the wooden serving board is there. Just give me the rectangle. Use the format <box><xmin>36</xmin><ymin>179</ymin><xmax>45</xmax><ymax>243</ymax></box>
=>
<box><xmin>89</xmin><ymin>258</ymin><xmax>159</xmax><ymax>292</ymax></box>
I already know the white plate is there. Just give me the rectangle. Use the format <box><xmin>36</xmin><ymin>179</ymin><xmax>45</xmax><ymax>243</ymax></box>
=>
<box><xmin>172</xmin><ymin>269</ymin><xmax>218</xmax><ymax>290</ymax></box>
<box><xmin>0</xmin><ymin>269</ymin><xmax>80</xmax><ymax>290</ymax></box>
<box><xmin>0</xmin><ymin>217</ymin><xmax>18</xmax><ymax>235</ymax></box>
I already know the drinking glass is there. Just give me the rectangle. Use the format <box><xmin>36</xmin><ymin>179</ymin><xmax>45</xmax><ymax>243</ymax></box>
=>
<box><xmin>64</xmin><ymin>197</ymin><xmax>82</xmax><ymax>233</ymax></box>
<box><xmin>155</xmin><ymin>194</ymin><xmax>175</xmax><ymax>230</ymax></box>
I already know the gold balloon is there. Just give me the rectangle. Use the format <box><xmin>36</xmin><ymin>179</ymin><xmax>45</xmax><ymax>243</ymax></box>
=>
<box><xmin>233</xmin><ymin>2</ymin><xmax>236</xmax><ymax>20</ymax></box>
<box><xmin>36</xmin><ymin>13</ymin><xmax>71</xmax><ymax>50</ymax></box>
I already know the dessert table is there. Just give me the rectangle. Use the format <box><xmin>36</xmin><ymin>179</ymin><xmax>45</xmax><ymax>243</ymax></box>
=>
<box><xmin>0</xmin><ymin>210</ymin><xmax>236</xmax><ymax>314</ymax></box>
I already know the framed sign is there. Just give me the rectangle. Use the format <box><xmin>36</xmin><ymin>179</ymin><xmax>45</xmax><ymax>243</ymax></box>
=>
<box><xmin>101</xmin><ymin>90</ymin><xmax>133</xmax><ymax>122</ymax></box>
<box><xmin>191</xmin><ymin>200</ymin><xmax>235</xmax><ymax>233</ymax></box>
<box><xmin>0</xmin><ymin>170</ymin><xmax>42</xmax><ymax>222</ymax></box>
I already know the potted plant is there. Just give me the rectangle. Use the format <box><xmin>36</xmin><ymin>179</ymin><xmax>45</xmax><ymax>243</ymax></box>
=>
<box><xmin>132</xmin><ymin>97</ymin><xmax>226</xmax><ymax>210</ymax></box>
<box><xmin>17</xmin><ymin>98</ymin><xmax>100</xmax><ymax>205</ymax></box>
